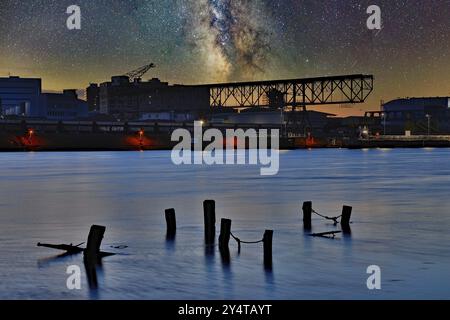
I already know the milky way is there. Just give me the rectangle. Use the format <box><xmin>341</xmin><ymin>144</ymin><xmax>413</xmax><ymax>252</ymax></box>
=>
<box><xmin>181</xmin><ymin>0</ymin><xmax>272</xmax><ymax>82</ymax></box>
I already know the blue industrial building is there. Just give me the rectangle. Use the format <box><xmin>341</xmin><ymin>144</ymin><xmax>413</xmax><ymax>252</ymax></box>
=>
<box><xmin>0</xmin><ymin>76</ymin><xmax>88</xmax><ymax>120</ymax></box>
<box><xmin>0</xmin><ymin>76</ymin><xmax>42</xmax><ymax>117</ymax></box>
<box><xmin>365</xmin><ymin>97</ymin><xmax>450</xmax><ymax>134</ymax></box>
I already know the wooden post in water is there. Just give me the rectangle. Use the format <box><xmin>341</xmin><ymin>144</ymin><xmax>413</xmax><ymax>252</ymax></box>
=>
<box><xmin>84</xmin><ymin>225</ymin><xmax>106</xmax><ymax>257</ymax></box>
<box><xmin>165</xmin><ymin>208</ymin><xmax>176</xmax><ymax>238</ymax></box>
<box><xmin>341</xmin><ymin>205</ymin><xmax>352</xmax><ymax>233</ymax></box>
<box><xmin>263</xmin><ymin>230</ymin><xmax>273</xmax><ymax>269</ymax></box>
<box><xmin>219</xmin><ymin>219</ymin><xmax>232</xmax><ymax>251</ymax></box>
<box><xmin>302</xmin><ymin>201</ymin><xmax>312</xmax><ymax>229</ymax></box>
<box><xmin>203</xmin><ymin>200</ymin><xmax>216</xmax><ymax>245</ymax></box>
<box><xmin>83</xmin><ymin>225</ymin><xmax>105</xmax><ymax>290</ymax></box>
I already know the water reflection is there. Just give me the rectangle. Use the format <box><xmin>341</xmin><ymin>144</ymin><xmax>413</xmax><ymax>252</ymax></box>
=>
<box><xmin>84</xmin><ymin>255</ymin><xmax>101</xmax><ymax>290</ymax></box>
<box><xmin>37</xmin><ymin>252</ymin><xmax>78</xmax><ymax>268</ymax></box>
<box><xmin>165</xmin><ymin>234</ymin><xmax>176</xmax><ymax>252</ymax></box>
<box><xmin>3</xmin><ymin>149</ymin><xmax>450</xmax><ymax>299</ymax></box>
<box><xmin>264</xmin><ymin>266</ymin><xmax>275</xmax><ymax>292</ymax></box>
<box><xmin>219</xmin><ymin>247</ymin><xmax>231</xmax><ymax>266</ymax></box>
<box><xmin>342</xmin><ymin>225</ymin><xmax>352</xmax><ymax>236</ymax></box>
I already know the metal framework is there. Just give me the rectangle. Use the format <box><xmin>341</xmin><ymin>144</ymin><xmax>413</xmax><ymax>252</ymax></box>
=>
<box><xmin>205</xmin><ymin>74</ymin><xmax>374</xmax><ymax>109</ymax></box>
<box><xmin>124</xmin><ymin>63</ymin><xmax>156</xmax><ymax>82</ymax></box>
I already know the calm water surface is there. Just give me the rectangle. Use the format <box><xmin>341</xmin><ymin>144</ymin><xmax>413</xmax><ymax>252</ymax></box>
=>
<box><xmin>0</xmin><ymin>149</ymin><xmax>449</xmax><ymax>299</ymax></box>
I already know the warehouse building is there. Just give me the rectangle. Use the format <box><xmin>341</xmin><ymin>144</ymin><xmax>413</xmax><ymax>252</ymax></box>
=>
<box><xmin>0</xmin><ymin>76</ymin><xmax>88</xmax><ymax>120</ymax></box>
<box><xmin>0</xmin><ymin>76</ymin><xmax>42</xmax><ymax>117</ymax></box>
<box><xmin>92</xmin><ymin>76</ymin><xmax>210</xmax><ymax>121</ymax></box>
<box><xmin>40</xmin><ymin>90</ymin><xmax>88</xmax><ymax>120</ymax></box>
<box><xmin>365</xmin><ymin>97</ymin><xmax>450</xmax><ymax>134</ymax></box>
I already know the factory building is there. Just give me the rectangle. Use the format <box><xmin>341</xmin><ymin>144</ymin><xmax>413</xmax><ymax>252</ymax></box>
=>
<box><xmin>40</xmin><ymin>90</ymin><xmax>88</xmax><ymax>120</ymax></box>
<box><xmin>140</xmin><ymin>110</ymin><xmax>194</xmax><ymax>122</ymax></box>
<box><xmin>0</xmin><ymin>76</ymin><xmax>42</xmax><ymax>117</ymax></box>
<box><xmin>366</xmin><ymin>97</ymin><xmax>450</xmax><ymax>134</ymax></box>
<box><xmin>0</xmin><ymin>76</ymin><xmax>88</xmax><ymax>120</ymax></box>
<box><xmin>86</xmin><ymin>83</ymin><xmax>100</xmax><ymax>112</ymax></box>
<box><xmin>92</xmin><ymin>76</ymin><xmax>210</xmax><ymax>121</ymax></box>
<box><xmin>210</xmin><ymin>109</ymin><xmax>334</xmax><ymax>136</ymax></box>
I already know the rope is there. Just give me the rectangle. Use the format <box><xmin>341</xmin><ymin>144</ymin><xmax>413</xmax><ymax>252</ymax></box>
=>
<box><xmin>312</xmin><ymin>208</ymin><xmax>342</xmax><ymax>224</ymax></box>
<box><xmin>230</xmin><ymin>232</ymin><xmax>263</xmax><ymax>244</ymax></box>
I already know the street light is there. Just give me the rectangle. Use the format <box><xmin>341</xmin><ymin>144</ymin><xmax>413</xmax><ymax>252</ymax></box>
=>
<box><xmin>381</xmin><ymin>112</ymin><xmax>386</xmax><ymax>135</ymax></box>
<box><xmin>426</xmin><ymin>114</ymin><xmax>431</xmax><ymax>136</ymax></box>
<box><xmin>27</xmin><ymin>128</ymin><xmax>34</xmax><ymax>144</ymax></box>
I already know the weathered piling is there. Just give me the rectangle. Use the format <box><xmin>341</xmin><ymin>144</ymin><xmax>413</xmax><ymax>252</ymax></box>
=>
<box><xmin>84</xmin><ymin>225</ymin><xmax>106</xmax><ymax>257</ymax></box>
<box><xmin>302</xmin><ymin>201</ymin><xmax>312</xmax><ymax>229</ymax></box>
<box><xmin>341</xmin><ymin>205</ymin><xmax>352</xmax><ymax>234</ymax></box>
<box><xmin>219</xmin><ymin>218</ymin><xmax>232</xmax><ymax>251</ymax></box>
<box><xmin>263</xmin><ymin>230</ymin><xmax>274</xmax><ymax>269</ymax></box>
<box><xmin>203</xmin><ymin>200</ymin><xmax>216</xmax><ymax>245</ymax></box>
<box><xmin>165</xmin><ymin>208</ymin><xmax>176</xmax><ymax>238</ymax></box>
<box><xmin>341</xmin><ymin>205</ymin><xmax>352</xmax><ymax>227</ymax></box>
<box><xmin>83</xmin><ymin>225</ymin><xmax>106</xmax><ymax>289</ymax></box>
<box><xmin>217</xmin><ymin>218</ymin><xmax>232</xmax><ymax>265</ymax></box>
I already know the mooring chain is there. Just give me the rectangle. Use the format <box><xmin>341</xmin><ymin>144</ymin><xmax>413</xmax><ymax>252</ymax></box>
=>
<box><xmin>312</xmin><ymin>208</ymin><xmax>342</xmax><ymax>225</ymax></box>
<box><xmin>230</xmin><ymin>232</ymin><xmax>264</xmax><ymax>245</ymax></box>
<box><xmin>229</xmin><ymin>232</ymin><xmax>264</xmax><ymax>253</ymax></box>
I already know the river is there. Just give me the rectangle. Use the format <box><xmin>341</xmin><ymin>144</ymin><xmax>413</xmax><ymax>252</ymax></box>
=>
<box><xmin>0</xmin><ymin>149</ymin><xmax>449</xmax><ymax>299</ymax></box>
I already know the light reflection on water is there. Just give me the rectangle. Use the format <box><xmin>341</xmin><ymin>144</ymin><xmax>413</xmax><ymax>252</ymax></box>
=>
<box><xmin>0</xmin><ymin>149</ymin><xmax>449</xmax><ymax>299</ymax></box>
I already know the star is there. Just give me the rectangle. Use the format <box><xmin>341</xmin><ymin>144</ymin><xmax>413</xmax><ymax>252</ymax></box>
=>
<box><xmin>0</xmin><ymin>0</ymin><xmax>448</xmax><ymax>116</ymax></box>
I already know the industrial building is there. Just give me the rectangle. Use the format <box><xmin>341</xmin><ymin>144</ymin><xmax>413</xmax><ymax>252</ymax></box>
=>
<box><xmin>365</xmin><ymin>97</ymin><xmax>450</xmax><ymax>134</ymax></box>
<box><xmin>0</xmin><ymin>76</ymin><xmax>42</xmax><ymax>117</ymax></box>
<box><xmin>210</xmin><ymin>109</ymin><xmax>335</xmax><ymax>136</ymax></box>
<box><xmin>90</xmin><ymin>76</ymin><xmax>210</xmax><ymax>120</ymax></box>
<box><xmin>40</xmin><ymin>90</ymin><xmax>88</xmax><ymax>120</ymax></box>
<box><xmin>86</xmin><ymin>83</ymin><xmax>100</xmax><ymax>112</ymax></box>
<box><xmin>0</xmin><ymin>76</ymin><xmax>88</xmax><ymax>120</ymax></box>
<box><xmin>140</xmin><ymin>110</ymin><xmax>194</xmax><ymax>122</ymax></box>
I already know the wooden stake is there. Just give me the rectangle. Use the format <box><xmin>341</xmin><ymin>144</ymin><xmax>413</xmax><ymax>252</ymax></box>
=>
<box><xmin>341</xmin><ymin>205</ymin><xmax>352</xmax><ymax>227</ymax></box>
<box><xmin>302</xmin><ymin>201</ymin><xmax>312</xmax><ymax>229</ymax></box>
<box><xmin>263</xmin><ymin>230</ymin><xmax>273</xmax><ymax>269</ymax></box>
<box><xmin>84</xmin><ymin>225</ymin><xmax>106</xmax><ymax>257</ymax></box>
<box><xmin>165</xmin><ymin>208</ymin><xmax>176</xmax><ymax>237</ymax></box>
<box><xmin>219</xmin><ymin>218</ymin><xmax>232</xmax><ymax>251</ymax></box>
<box><xmin>203</xmin><ymin>200</ymin><xmax>216</xmax><ymax>245</ymax></box>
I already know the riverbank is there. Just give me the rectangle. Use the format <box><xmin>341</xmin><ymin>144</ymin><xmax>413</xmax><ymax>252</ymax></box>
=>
<box><xmin>346</xmin><ymin>135</ymin><xmax>450</xmax><ymax>149</ymax></box>
<box><xmin>2</xmin><ymin>119</ymin><xmax>450</xmax><ymax>151</ymax></box>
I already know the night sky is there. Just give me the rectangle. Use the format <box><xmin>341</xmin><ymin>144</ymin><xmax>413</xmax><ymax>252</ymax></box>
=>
<box><xmin>0</xmin><ymin>0</ymin><xmax>449</xmax><ymax>115</ymax></box>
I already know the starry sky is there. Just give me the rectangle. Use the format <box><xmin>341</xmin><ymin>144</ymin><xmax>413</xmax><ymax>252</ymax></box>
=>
<box><xmin>0</xmin><ymin>0</ymin><xmax>449</xmax><ymax>115</ymax></box>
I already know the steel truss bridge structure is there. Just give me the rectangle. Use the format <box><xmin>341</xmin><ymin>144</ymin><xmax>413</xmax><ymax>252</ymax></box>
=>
<box><xmin>204</xmin><ymin>74</ymin><xmax>374</xmax><ymax>109</ymax></box>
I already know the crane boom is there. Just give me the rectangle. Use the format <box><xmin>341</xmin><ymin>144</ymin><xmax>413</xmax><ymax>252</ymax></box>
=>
<box><xmin>124</xmin><ymin>63</ymin><xmax>156</xmax><ymax>81</ymax></box>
